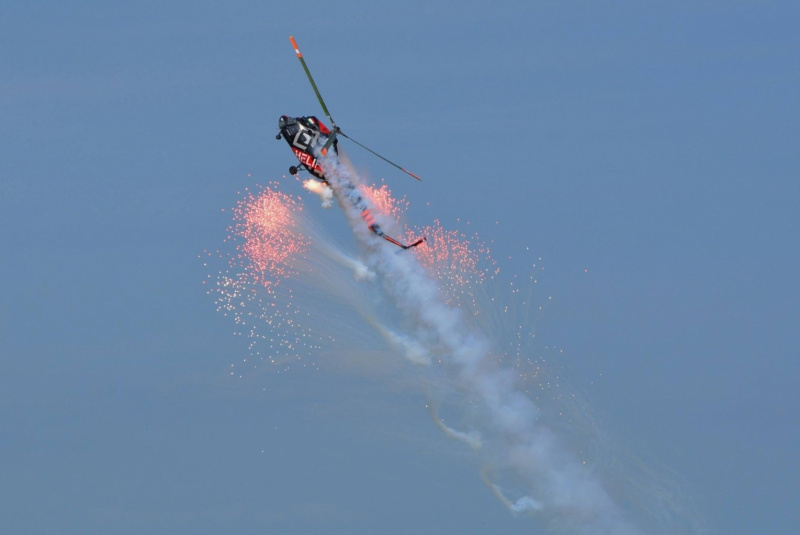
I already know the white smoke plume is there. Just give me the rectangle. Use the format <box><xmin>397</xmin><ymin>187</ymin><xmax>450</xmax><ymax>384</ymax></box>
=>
<box><xmin>302</xmin><ymin>178</ymin><xmax>334</xmax><ymax>208</ymax></box>
<box><xmin>310</xmin><ymin>152</ymin><xmax>691</xmax><ymax>535</ymax></box>
<box><xmin>208</xmin><ymin>152</ymin><xmax>699</xmax><ymax>533</ymax></box>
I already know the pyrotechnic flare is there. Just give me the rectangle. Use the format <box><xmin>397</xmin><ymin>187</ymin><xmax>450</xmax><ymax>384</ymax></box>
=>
<box><xmin>302</xmin><ymin>178</ymin><xmax>334</xmax><ymax>208</ymax></box>
<box><xmin>233</xmin><ymin>184</ymin><xmax>309</xmax><ymax>288</ymax></box>
<box><xmin>359</xmin><ymin>182</ymin><xmax>409</xmax><ymax>221</ymax></box>
<box><xmin>204</xmin><ymin>184</ymin><xmax>326</xmax><ymax>368</ymax></box>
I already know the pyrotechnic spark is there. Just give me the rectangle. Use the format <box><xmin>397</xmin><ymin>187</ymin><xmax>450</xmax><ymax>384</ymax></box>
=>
<box><xmin>359</xmin><ymin>182</ymin><xmax>409</xmax><ymax>220</ymax></box>
<box><xmin>203</xmin><ymin>183</ymin><xmax>325</xmax><ymax>370</ymax></box>
<box><xmin>408</xmin><ymin>219</ymin><xmax>496</xmax><ymax>312</ymax></box>
<box><xmin>233</xmin><ymin>184</ymin><xmax>310</xmax><ymax>288</ymax></box>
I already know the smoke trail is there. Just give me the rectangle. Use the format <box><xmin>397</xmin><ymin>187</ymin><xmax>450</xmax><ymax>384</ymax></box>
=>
<box><xmin>317</xmin><ymin>153</ymin><xmax>647</xmax><ymax>535</ymax></box>
<box><xmin>206</xmin><ymin>159</ymin><xmax>698</xmax><ymax>533</ymax></box>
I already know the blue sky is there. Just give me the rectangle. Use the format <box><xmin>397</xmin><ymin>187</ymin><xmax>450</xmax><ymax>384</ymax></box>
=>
<box><xmin>2</xmin><ymin>2</ymin><xmax>798</xmax><ymax>533</ymax></box>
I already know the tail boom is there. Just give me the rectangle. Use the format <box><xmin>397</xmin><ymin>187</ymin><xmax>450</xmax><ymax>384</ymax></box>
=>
<box><xmin>361</xmin><ymin>208</ymin><xmax>425</xmax><ymax>249</ymax></box>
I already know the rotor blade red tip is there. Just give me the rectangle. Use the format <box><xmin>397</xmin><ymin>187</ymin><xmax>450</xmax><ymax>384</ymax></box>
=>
<box><xmin>289</xmin><ymin>36</ymin><xmax>302</xmax><ymax>57</ymax></box>
<box><xmin>404</xmin><ymin>169</ymin><xmax>422</xmax><ymax>181</ymax></box>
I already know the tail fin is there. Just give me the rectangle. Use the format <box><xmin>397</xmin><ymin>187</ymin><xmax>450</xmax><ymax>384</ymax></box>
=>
<box><xmin>368</xmin><ymin>224</ymin><xmax>426</xmax><ymax>250</ymax></box>
<box><xmin>400</xmin><ymin>236</ymin><xmax>426</xmax><ymax>249</ymax></box>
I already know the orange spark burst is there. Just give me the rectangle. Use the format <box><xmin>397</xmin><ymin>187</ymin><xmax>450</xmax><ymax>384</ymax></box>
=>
<box><xmin>359</xmin><ymin>183</ymin><xmax>409</xmax><ymax>220</ymax></box>
<box><xmin>409</xmin><ymin>220</ymin><xmax>496</xmax><ymax>310</ymax></box>
<box><xmin>232</xmin><ymin>185</ymin><xmax>310</xmax><ymax>288</ymax></box>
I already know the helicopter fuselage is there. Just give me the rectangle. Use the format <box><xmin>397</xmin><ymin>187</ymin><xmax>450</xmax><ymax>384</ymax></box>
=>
<box><xmin>277</xmin><ymin>115</ymin><xmax>337</xmax><ymax>181</ymax></box>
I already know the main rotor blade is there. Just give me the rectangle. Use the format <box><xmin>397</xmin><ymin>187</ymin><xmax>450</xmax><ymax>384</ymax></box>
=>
<box><xmin>338</xmin><ymin>131</ymin><xmax>422</xmax><ymax>181</ymax></box>
<box><xmin>289</xmin><ymin>36</ymin><xmax>335</xmax><ymax>127</ymax></box>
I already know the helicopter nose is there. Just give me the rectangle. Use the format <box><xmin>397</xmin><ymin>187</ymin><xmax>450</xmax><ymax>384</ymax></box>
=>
<box><xmin>279</xmin><ymin>115</ymin><xmax>288</xmax><ymax>127</ymax></box>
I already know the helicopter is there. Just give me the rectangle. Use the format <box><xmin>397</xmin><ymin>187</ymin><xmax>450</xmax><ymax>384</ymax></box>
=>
<box><xmin>276</xmin><ymin>36</ymin><xmax>425</xmax><ymax>250</ymax></box>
